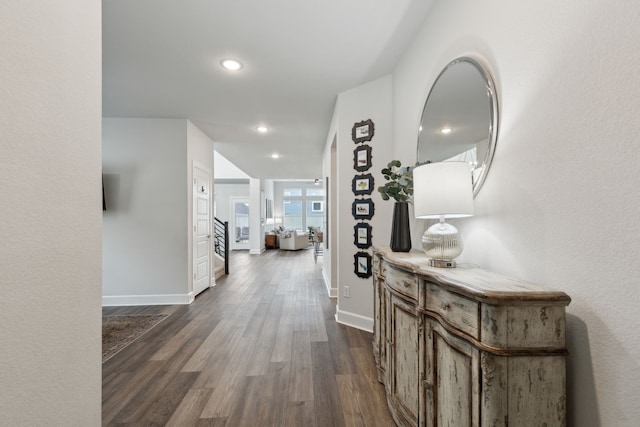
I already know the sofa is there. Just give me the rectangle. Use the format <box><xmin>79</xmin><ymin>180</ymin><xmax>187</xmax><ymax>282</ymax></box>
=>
<box><xmin>278</xmin><ymin>230</ymin><xmax>309</xmax><ymax>250</ymax></box>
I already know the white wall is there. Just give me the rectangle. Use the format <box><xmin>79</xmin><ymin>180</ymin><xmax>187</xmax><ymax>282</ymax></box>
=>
<box><xmin>393</xmin><ymin>1</ymin><xmax>640</xmax><ymax>425</ymax></box>
<box><xmin>327</xmin><ymin>76</ymin><xmax>395</xmax><ymax>331</ymax></box>
<box><xmin>322</xmin><ymin>124</ymin><xmax>339</xmax><ymax>298</ymax></box>
<box><xmin>249</xmin><ymin>178</ymin><xmax>264</xmax><ymax>254</ymax></box>
<box><xmin>214</xmin><ymin>182</ymin><xmax>250</xmax><ymax>223</ymax></box>
<box><xmin>263</xmin><ymin>178</ymin><xmax>275</xmax><ymax>215</ymax></box>
<box><xmin>103</xmin><ymin>118</ymin><xmax>199</xmax><ymax>305</ymax></box>
<box><xmin>0</xmin><ymin>1</ymin><xmax>102</xmax><ymax>424</ymax></box>
<box><xmin>258</xmin><ymin>178</ymin><xmax>275</xmax><ymax>248</ymax></box>
<box><xmin>214</xmin><ymin>150</ymin><xmax>249</xmax><ymax>179</ymax></box>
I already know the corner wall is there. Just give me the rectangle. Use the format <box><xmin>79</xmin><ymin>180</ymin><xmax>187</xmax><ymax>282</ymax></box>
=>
<box><xmin>0</xmin><ymin>1</ymin><xmax>102</xmax><ymax>424</ymax></box>
<box><xmin>327</xmin><ymin>76</ymin><xmax>395</xmax><ymax>331</ymax></box>
<box><xmin>393</xmin><ymin>1</ymin><xmax>640</xmax><ymax>425</ymax></box>
<box><xmin>214</xmin><ymin>182</ymin><xmax>250</xmax><ymax>224</ymax></box>
<box><xmin>322</xmin><ymin>129</ymin><xmax>339</xmax><ymax>298</ymax></box>
<box><xmin>249</xmin><ymin>178</ymin><xmax>264</xmax><ymax>254</ymax></box>
<box><xmin>103</xmin><ymin>118</ymin><xmax>191</xmax><ymax>305</ymax></box>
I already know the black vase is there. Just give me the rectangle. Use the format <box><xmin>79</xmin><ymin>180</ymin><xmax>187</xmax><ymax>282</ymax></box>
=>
<box><xmin>390</xmin><ymin>201</ymin><xmax>411</xmax><ymax>252</ymax></box>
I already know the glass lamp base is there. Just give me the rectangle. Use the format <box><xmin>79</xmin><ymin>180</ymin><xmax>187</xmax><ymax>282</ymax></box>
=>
<box><xmin>421</xmin><ymin>221</ymin><xmax>463</xmax><ymax>268</ymax></box>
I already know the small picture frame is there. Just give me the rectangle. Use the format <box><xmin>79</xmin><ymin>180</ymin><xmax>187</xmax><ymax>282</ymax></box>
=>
<box><xmin>353</xmin><ymin>223</ymin><xmax>372</xmax><ymax>249</ymax></box>
<box><xmin>353</xmin><ymin>144</ymin><xmax>372</xmax><ymax>172</ymax></box>
<box><xmin>352</xmin><ymin>119</ymin><xmax>375</xmax><ymax>144</ymax></box>
<box><xmin>352</xmin><ymin>198</ymin><xmax>375</xmax><ymax>220</ymax></box>
<box><xmin>352</xmin><ymin>173</ymin><xmax>374</xmax><ymax>196</ymax></box>
<box><xmin>354</xmin><ymin>251</ymin><xmax>372</xmax><ymax>278</ymax></box>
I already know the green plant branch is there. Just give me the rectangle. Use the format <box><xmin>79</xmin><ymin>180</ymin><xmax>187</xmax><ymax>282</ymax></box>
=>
<box><xmin>377</xmin><ymin>160</ymin><xmax>429</xmax><ymax>203</ymax></box>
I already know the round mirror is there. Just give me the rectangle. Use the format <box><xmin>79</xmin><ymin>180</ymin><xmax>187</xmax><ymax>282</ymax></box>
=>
<box><xmin>417</xmin><ymin>57</ymin><xmax>498</xmax><ymax>197</ymax></box>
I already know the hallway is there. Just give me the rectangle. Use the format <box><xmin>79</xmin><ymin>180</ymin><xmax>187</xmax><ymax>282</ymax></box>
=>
<box><xmin>102</xmin><ymin>249</ymin><xmax>394</xmax><ymax>426</ymax></box>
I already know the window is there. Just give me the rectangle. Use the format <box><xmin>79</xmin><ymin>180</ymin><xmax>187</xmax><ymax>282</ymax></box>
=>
<box><xmin>283</xmin><ymin>200</ymin><xmax>302</xmax><ymax>230</ymax></box>
<box><xmin>280</xmin><ymin>184</ymin><xmax>325</xmax><ymax>232</ymax></box>
<box><xmin>283</xmin><ymin>188</ymin><xmax>302</xmax><ymax>197</ymax></box>
<box><xmin>306</xmin><ymin>200</ymin><xmax>324</xmax><ymax>229</ymax></box>
<box><xmin>307</xmin><ymin>188</ymin><xmax>325</xmax><ymax>196</ymax></box>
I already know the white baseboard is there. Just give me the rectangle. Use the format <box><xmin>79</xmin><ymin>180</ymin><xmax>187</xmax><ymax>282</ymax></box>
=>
<box><xmin>322</xmin><ymin>268</ymin><xmax>337</xmax><ymax>298</ymax></box>
<box><xmin>249</xmin><ymin>248</ymin><xmax>265</xmax><ymax>255</ymax></box>
<box><xmin>335</xmin><ymin>305</ymin><xmax>373</xmax><ymax>333</ymax></box>
<box><xmin>102</xmin><ymin>293</ymin><xmax>194</xmax><ymax>306</ymax></box>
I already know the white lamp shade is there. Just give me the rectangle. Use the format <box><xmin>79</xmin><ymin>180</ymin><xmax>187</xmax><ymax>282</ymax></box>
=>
<box><xmin>413</xmin><ymin>162</ymin><xmax>474</xmax><ymax>219</ymax></box>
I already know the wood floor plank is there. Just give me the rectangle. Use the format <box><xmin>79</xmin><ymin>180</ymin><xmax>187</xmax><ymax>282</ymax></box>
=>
<box><xmin>289</xmin><ymin>330</ymin><xmax>314</xmax><ymax>402</ymax></box>
<box><xmin>102</xmin><ymin>250</ymin><xmax>394</xmax><ymax>426</ymax></box>
<box><xmin>222</xmin><ymin>360</ymin><xmax>294</xmax><ymax>427</ymax></box>
<box><xmin>181</xmin><ymin>319</ymin><xmax>237</xmax><ymax>372</ymax></box>
<box><xmin>326</xmin><ymin>320</ymin><xmax>359</xmax><ymax>375</ymax></box>
<box><xmin>285</xmin><ymin>400</ymin><xmax>316</xmax><ymax>427</ymax></box>
<box><xmin>350</xmin><ymin>346</ymin><xmax>396</xmax><ymax>426</ymax></box>
<box><xmin>195</xmin><ymin>417</ymin><xmax>228</xmax><ymax>427</ymax></box>
<box><xmin>166</xmin><ymin>388</ymin><xmax>214</xmax><ymax>427</ymax></box>
<box><xmin>310</xmin><ymin>341</ymin><xmax>347</xmax><ymax>427</ymax></box>
<box><xmin>198</xmin><ymin>336</ymin><xmax>254</xmax><ymax>417</ymax></box>
<box><xmin>243</xmin><ymin>295</ymin><xmax>285</xmax><ymax>376</ymax></box>
<box><xmin>191</xmin><ymin>331</ymin><xmax>252</xmax><ymax>390</ymax></box>
<box><xmin>270</xmin><ymin>293</ymin><xmax>296</xmax><ymax>363</ymax></box>
<box><xmin>241</xmin><ymin>300</ymin><xmax>271</xmax><ymax>338</ymax></box>
<box><xmin>150</xmin><ymin>313</ymin><xmax>217</xmax><ymax>361</ymax></box>
<box><xmin>102</xmin><ymin>360</ymin><xmax>165</xmax><ymax>425</ymax></box>
<box><xmin>136</xmin><ymin>371</ymin><xmax>200</xmax><ymax>426</ymax></box>
<box><xmin>110</xmin><ymin>336</ymin><xmax>203</xmax><ymax>424</ymax></box>
<box><xmin>308</xmin><ymin>302</ymin><xmax>329</xmax><ymax>343</ymax></box>
<box><xmin>336</xmin><ymin>373</ymin><xmax>367</xmax><ymax>427</ymax></box>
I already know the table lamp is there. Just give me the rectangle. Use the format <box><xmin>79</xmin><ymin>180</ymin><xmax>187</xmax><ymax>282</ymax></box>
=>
<box><xmin>413</xmin><ymin>162</ymin><xmax>474</xmax><ymax>268</ymax></box>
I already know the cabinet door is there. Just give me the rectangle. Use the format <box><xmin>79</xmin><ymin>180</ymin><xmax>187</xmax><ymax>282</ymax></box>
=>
<box><xmin>424</xmin><ymin>319</ymin><xmax>480</xmax><ymax>427</ymax></box>
<box><xmin>388</xmin><ymin>294</ymin><xmax>423</xmax><ymax>425</ymax></box>
<box><xmin>372</xmin><ymin>276</ymin><xmax>387</xmax><ymax>383</ymax></box>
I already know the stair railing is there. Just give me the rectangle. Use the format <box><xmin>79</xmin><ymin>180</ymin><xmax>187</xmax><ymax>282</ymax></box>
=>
<box><xmin>213</xmin><ymin>217</ymin><xmax>229</xmax><ymax>275</ymax></box>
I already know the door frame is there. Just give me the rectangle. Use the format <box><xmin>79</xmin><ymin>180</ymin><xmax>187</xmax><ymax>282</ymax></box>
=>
<box><xmin>230</xmin><ymin>197</ymin><xmax>250</xmax><ymax>250</ymax></box>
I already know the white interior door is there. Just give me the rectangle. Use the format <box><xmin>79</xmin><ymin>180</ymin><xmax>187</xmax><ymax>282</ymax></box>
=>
<box><xmin>193</xmin><ymin>166</ymin><xmax>211</xmax><ymax>296</ymax></box>
<box><xmin>231</xmin><ymin>197</ymin><xmax>250</xmax><ymax>250</ymax></box>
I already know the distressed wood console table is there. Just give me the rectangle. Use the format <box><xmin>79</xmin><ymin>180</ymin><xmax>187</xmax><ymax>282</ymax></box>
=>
<box><xmin>372</xmin><ymin>247</ymin><xmax>571</xmax><ymax>426</ymax></box>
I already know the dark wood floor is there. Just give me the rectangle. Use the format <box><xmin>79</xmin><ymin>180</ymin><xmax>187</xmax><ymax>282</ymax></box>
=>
<box><xmin>102</xmin><ymin>248</ymin><xmax>395</xmax><ymax>426</ymax></box>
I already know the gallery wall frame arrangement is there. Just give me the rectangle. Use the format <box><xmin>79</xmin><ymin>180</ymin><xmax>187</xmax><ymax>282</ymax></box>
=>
<box><xmin>351</xmin><ymin>118</ymin><xmax>375</xmax><ymax>278</ymax></box>
<box><xmin>353</xmin><ymin>222</ymin><xmax>372</xmax><ymax>249</ymax></box>
<box><xmin>353</xmin><ymin>144</ymin><xmax>372</xmax><ymax>172</ymax></box>
<box><xmin>352</xmin><ymin>173</ymin><xmax>374</xmax><ymax>196</ymax></box>
<box><xmin>352</xmin><ymin>198</ymin><xmax>375</xmax><ymax>221</ymax></box>
<box><xmin>354</xmin><ymin>251</ymin><xmax>372</xmax><ymax>278</ymax></box>
<box><xmin>352</xmin><ymin>119</ymin><xmax>375</xmax><ymax>144</ymax></box>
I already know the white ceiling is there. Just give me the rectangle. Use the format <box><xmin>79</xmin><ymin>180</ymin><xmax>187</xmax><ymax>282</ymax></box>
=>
<box><xmin>103</xmin><ymin>0</ymin><xmax>435</xmax><ymax>179</ymax></box>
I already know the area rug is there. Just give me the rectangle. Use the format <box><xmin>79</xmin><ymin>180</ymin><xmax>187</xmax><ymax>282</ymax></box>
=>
<box><xmin>102</xmin><ymin>314</ymin><xmax>169</xmax><ymax>362</ymax></box>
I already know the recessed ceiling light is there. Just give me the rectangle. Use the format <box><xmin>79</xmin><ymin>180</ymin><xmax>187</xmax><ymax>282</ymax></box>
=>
<box><xmin>220</xmin><ymin>59</ymin><xmax>242</xmax><ymax>71</ymax></box>
<box><xmin>271</xmin><ymin>153</ymin><xmax>279</xmax><ymax>159</ymax></box>
<box><xmin>440</xmin><ymin>127</ymin><xmax>453</xmax><ymax>134</ymax></box>
<box><xmin>257</xmin><ymin>126</ymin><xmax>269</xmax><ymax>133</ymax></box>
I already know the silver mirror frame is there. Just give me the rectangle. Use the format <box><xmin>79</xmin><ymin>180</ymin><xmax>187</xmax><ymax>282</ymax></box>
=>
<box><xmin>417</xmin><ymin>57</ymin><xmax>499</xmax><ymax>198</ymax></box>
